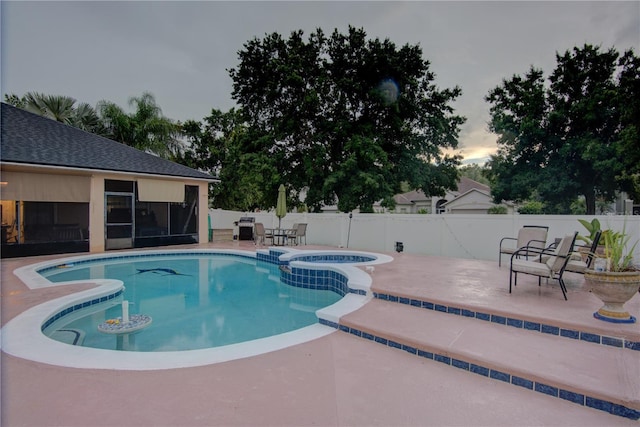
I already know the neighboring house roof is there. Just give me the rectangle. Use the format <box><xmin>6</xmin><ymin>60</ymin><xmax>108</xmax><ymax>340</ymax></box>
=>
<box><xmin>393</xmin><ymin>190</ymin><xmax>431</xmax><ymax>205</ymax></box>
<box><xmin>394</xmin><ymin>177</ymin><xmax>491</xmax><ymax>206</ymax></box>
<box><xmin>0</xmin><ymin>103</ymin><xmax>215</xmax><ymax>181</ymax></box>
<box><xmin>442</xmin><ymin>188</ymin><xmax>492</xmax><ymax>208</ymax></box>
<box><xmin>456</xmin><ymin>176</ymin><xmax>490</xmax><ymax>195</ymax></box>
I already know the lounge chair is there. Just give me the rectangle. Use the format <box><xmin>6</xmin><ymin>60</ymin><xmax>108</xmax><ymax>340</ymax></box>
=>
<box><xmin>509</xmin><ymin>232</ymin><xmax>577</xmax><ymax>300</ymax></box>
<box><xmin>565</xmin><ymin>231</ymin><xmax>602</xmax><ymax>274</ymax></box>
<box><xmin>499</xmin><ymin>225</ymin><xmax>549</xmax><ymax>266</ymax></box>
<box><xmin>254</xmin><ymin>223</ymin><xmax>273</xmax><ymax>246</ymax></box>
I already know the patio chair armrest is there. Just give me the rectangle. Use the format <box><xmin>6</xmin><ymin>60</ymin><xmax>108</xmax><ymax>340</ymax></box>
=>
<box><xmin>510</xmin><ymin>244</ymin><xmax>549</xmax><ymax>261</ymax></box>
<box><xmin>526</xmin><ymin>238</ymin><xmax>547</xmax><ymax>248</ymax></box>
<box><xmin>499</xmin><ymin>236</ymin><xmax>517</xmax><ymax>250</ymax></box>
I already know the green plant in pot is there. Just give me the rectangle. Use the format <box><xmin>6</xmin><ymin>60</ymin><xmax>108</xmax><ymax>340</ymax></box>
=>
<box><xmin>577</xmin><ymin>218</ymin><xmax>602</xmax><ymax>246</ymax></box>
<box><xmin>576</xmin><ymin>218</ymin><xmax>609</xmax><ymax>261</ymax></box>
<box><xmin>585</xmin><ymin>223</ymin><xmax>639</xmax><ymax>324</ymax></box>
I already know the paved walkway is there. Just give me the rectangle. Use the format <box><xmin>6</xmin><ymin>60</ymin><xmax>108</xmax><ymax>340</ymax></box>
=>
<box><xmin>1</xmin><ymin>241</ymin><xmax>639</xmax><ymax>426</ymax></box>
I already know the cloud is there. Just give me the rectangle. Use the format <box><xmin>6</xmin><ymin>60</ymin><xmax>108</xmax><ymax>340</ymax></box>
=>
<box><xmin>2</xmin><ymin>1</ymin><xmax>638</xmax><ymax>162</ymax></box>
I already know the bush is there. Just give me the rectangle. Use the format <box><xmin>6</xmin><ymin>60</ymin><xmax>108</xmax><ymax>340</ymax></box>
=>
<box><xmin>518</xmin><ymin>201</ymin><xmax>544</xmax><ymax>214</ymax></box>
<box><xmin>488</xmin><ymin>205</ymin><xmax>508</xmax><ymax>214</ymax></box>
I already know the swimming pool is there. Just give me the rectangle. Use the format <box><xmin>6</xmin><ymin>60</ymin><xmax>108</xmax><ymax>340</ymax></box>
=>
<box><xmin>2</xmin><ymin>248</ymin><xmax>392</xmax><ymax>370</ymax></box>
<box><xmin>39</xmin><ymin>254</ymin><xmax>342</xmax><ymax>352</ymax></box>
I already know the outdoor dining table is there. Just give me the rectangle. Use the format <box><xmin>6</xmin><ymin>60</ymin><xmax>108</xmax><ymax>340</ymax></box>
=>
<box><xmin>271</xmin><ymin>228</ymin><xmax>294</xmax><ymax>246</ymax></box>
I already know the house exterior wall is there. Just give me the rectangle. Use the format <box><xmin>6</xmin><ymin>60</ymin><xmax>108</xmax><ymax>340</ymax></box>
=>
<box><xmin>1</xmin><ymin>165</ymin><xmax>210</xmax><ymax>256</ymax></box>
<box><xmin>444</xmin><ymin>190</ymin><xmax>493</xmax><ymax>214</ymax></box>
<box><xmin>89</xmin><ymin>174</ymin><xmax>106</xmax><ymax>252</ymax></box>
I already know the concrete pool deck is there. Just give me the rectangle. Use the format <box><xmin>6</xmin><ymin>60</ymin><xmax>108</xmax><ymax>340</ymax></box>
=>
<box><xmin>2</xmin><ymin>240</ymin><xmax>639</xmax><ymax>426</ymax></box>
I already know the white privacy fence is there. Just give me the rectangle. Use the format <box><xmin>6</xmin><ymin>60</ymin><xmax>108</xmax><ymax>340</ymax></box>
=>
<box><xmin>209</xmin><ymin>209</ymin><xmax>640</xmax><ymax>263</ymax></box>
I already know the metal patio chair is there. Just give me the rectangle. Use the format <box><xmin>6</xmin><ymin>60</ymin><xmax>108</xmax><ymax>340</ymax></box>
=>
<box><xmin>565</xmin><ymin>230</ymin><xmax>602</xmax><ymax>274</ymax></box>
<box><xmin>499</xmin><ymin>225</ymin><xmax>549</xmax><ymax>266</ymax></box>
<box><xmin>509</xmin><ymin>232</ymin><xmax>578</xmax><ymax>300</ymax></box>
<box><xmin>254</xmin><ymin>223</ymin><xmax>274</xmax><ymax>246</ymax></box>
<box><xmin>286</xmin><ymin>223</ymin><xmax>307</xmax><ymax>246</ymax></box>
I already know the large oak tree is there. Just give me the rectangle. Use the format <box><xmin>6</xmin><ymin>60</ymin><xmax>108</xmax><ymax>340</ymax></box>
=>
<box><xmin>228</xmin><ymin>26</ymin><xmax>465</xmax><ymax>212</ymax></box>
<box><xmin>486</xmin><ymin>45</ymin><xmax>640</xmax><ymax>214</ymax></box>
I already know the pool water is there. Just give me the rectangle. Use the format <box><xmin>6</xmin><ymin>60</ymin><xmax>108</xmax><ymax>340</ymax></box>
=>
<box><xmin>40</xmin><ymin>255</ymin><xmax>342</xmax><ymax>352</ymax></box>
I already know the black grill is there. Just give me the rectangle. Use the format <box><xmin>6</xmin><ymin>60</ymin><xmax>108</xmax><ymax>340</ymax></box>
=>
<box><xmin>237</xmin><ymin>217</ymin><xmax>255</xmax><ymax>240</ymax></box>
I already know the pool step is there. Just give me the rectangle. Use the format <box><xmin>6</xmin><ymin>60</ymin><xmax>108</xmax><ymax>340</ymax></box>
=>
<box><xmin>338</xmin><ymin>298</ymin><xmax>640</xmax><ymax>420</ymax></box>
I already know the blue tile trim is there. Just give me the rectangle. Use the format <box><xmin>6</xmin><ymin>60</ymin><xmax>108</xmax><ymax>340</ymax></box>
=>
<box><xmin>535</xmin><ymin>382</ymin><xmax>559</xmax><ymax>397</ymax></box>
<box><xmin>41</xmin><ymin>289</ymin><xmax>123</xmax><ymax>331</ymax></box>
<box><xmin>559</xmin><ymin>389</ymin><xmax>585</xmax><ymax>405</ymax></box>
<box><xmin>490</xmin><ymin>369</ymin><xmax>510</xmax><ymax>383</ymax></box>
<box><xmin>333</xmin><ymin>321</ymin><xmax>640</xmax><ymax>421</ymax></box>
<box><xmin>373</xmin><ymin>293</ymin><xmax>640</xmax><ymax>353</ymax></box>
<box><xmin>39</xmin><ymin>251</ymin><xmax>259</xmax><ymax>274</ymax></box>
<box><xmin>511</xmin><ymin>376</ymin><xmax>533</xmax><ymax>390</ymax></box>
<box><xmin>601</xmin><ymin>336</ymin><xmax>623</xmax><ymax>348</ymax></box>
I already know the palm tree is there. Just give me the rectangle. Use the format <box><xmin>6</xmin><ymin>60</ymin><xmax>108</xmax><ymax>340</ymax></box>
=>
<box><xmin>98</xmin><ymin>92</ymin><xmax>183</xmax><ymax>158</ymax></box>
<box><xmin>23</xmin><ymin>92</ymin><xmax>76</xmax><ymax>124</ymax></box>
<box><xmin>71</xmin><ymin>102</ymin><xmax>104</xmax><ymax>134</ymax></box>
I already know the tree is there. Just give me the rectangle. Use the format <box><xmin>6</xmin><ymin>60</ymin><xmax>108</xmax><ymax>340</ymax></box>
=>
<box><xmin>459</xmin><ymin>164</ymin><xmax>490</xmax><ymax>185</ymax></box>
<box><xmin>229</xmin><ymin>26</ymin><xmax>464</xmax><ymax>212</ymax></box>
<box><xmin>178</xmin><ymin>108</ymin><xmax>266</xmax><ymax>210</ymax></box>
<box><xmin>485</xmin><ymin>45</ymin><xmax>640</xmax><ymax>214</ymax></box>
<box><xmin>5</xmin><ymin>92</ymin><xmax>105</xmax><ymax>135</ymax></box>
<box><xmin>97</xmin><ymin>92</ymin><xmax>183</xmax><ymax>158</ymax></box>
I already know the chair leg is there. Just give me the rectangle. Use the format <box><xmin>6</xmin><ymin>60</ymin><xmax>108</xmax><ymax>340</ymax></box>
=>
<box><xmin>558</xmin><ymin>278</ymin><xmax>568</xmax><ymax>300</ymax></box>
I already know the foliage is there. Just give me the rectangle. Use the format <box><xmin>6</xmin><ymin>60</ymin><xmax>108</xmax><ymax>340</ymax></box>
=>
<box><xmin>177</xmin><ymin>108</ymin><xmax>266</xmax><ymax>210</ymax></box>
<box><xmin>485</xmin><ymin>45</ymin><xmax>640</xmax><ymax>215</ymax></box>
<box><xmin>601</xmin><ymin>223</ymin><xmax>638</xmax><ymax>272</ymax></box>
<box><xmin>487</xmin><ymin>205</ymin><xmax>507</xmax><ymax>214</ymax></box>
<box><xmin>228</xmin><ymin>26</ymin><xmax>464</xmax><ymax>212</ymax></box>
<box><xmin>5</xmin><ymin>92</ymin><xmax>105</xmax><ymax>135</ymax></box>
<box><xmin>569</xmin><ymin>198</ymin><xmax>587</xmax><ymax>215</ymax></box>
<box><xmin>97</xmin><ymin>92</ymin><xmax>183</xmax><ymax>158</ymax></box>
<box><xmin>517</xmin><ymin>201</ymin><xmax>544</xmax><ymax>214</ymax></box>
<box><xmin>5</xmin><ymin>91</ymin><xmax>182</xmax><ymax>160</ymax></box>
<box><xmin>577</xmin><ymin>218</ymin><xmax>602</xmax><ymax>245</ymax></box>
<box><xmin>459</xmin><ymin>164</ymin><xmax>490</xmax><ymax>185</ymax></box>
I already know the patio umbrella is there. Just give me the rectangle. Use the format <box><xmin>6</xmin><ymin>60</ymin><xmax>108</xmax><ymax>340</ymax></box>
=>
<box><xmin>276</xmin><ymin>184</ymin><xmax>287</xmax><ymax>229</ymax></box>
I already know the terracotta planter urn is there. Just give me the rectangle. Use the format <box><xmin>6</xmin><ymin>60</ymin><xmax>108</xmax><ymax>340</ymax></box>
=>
<box><xmin>585</xmin><ymin>270</ymin><xmax>640</xmax><ymax>324</ymax></box>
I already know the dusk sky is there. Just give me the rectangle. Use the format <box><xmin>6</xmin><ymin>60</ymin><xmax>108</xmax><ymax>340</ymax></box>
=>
<box><xmin>2</xmin><ymin>1</ymin><xmax>638</xmax><ymax>164</ymax></box>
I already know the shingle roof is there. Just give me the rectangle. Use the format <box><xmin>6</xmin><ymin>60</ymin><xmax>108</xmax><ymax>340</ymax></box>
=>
<box><xmin>1</xmin><ymin>103</ymin><xmax>214</xmax><ymax>181</ymax></box>
<box><xmin>456</xmin><ymin>176</ymin><xmax>490</xmax><ymax>195</ymax></box>
<box><xmin>393</xmin><ymin>177</ymin><xmax>491</xmax><ymax>205</ymax></box>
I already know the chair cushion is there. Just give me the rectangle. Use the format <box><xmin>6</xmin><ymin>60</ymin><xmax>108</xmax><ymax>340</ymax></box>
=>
<box><xmin>565</xmin><ymin>259</ymin><xmax>587</xmax><ymax>273</ymax></box>
<box><xmin>512</xmin><ymin>259</ymin><xmax>552</xmax><ymax>278</ymax></box>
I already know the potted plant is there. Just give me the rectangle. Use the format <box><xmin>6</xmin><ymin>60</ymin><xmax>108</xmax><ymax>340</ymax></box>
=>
<box><xmin>577</xmin><ymin>218</ymin><xmax>602</xmax><ymax>246</ymax></box>
<box><xmin>584</xmin><ymin>223</ymin><xmax>639</xmax><ymax>324</ymax></box>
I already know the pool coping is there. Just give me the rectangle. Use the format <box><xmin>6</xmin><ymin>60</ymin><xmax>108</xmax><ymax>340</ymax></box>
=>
<box><xmin>1</xmin><ymin>248</ymin><xmax>389</xmax><ymax>370</ymax></box>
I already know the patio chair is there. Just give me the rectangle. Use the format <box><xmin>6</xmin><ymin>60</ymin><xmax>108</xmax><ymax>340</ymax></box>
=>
<box><xmin>254</xmin><ymin>223</ymin><xmax>273</xmax><ymax>246</ymax></box>
<box><xmin>499</xmin><ymin>225</ymin><xmax>549</xmax><ymax>266</ymax></box>
<box><xmin>565</xmin><ymin>230</ymin><xmax>602</xmax><ymax>274</ymax></box>
<box><xmin>509</xmin><ymin>232</ymin><xmax>577</xmax><ymax>300</ymax></box>
<box><xmin>286</xmin><ymin>223</ymin><xmax>307</xmax><ymax>246</ymax></box>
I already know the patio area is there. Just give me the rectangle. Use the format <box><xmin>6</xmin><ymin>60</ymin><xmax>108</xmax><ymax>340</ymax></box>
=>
<box><xmin>1</xmin><ymin>240</ymin><xmax>639</xmax><ymax>426</ymax></box>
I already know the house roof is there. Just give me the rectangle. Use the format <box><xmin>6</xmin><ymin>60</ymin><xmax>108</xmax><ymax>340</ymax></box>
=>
<box><xmin>394</xmin><ymin>177</ymin><xmax>491</xmax><ymax>205</ymax></box>
<box><xmin>0</xmin><ymin>103</ymin><xmax>215</xmax><ymax>181</ymax></box>
<box><xmin>456</xmin><ymin>176</ymin><xmax>490</xmax><ymax>195</ymax></box>
<box><xmin>442</xmin><ymin>188</ymin><xmax>492</xmax><ymax>207</ymax></box>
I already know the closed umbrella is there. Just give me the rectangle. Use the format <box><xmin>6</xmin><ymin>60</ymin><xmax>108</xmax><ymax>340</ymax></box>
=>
<box><xmin>276</xmin><ymin>184</ymin><xmax>287</xmax><ymax>229</ymax></box>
